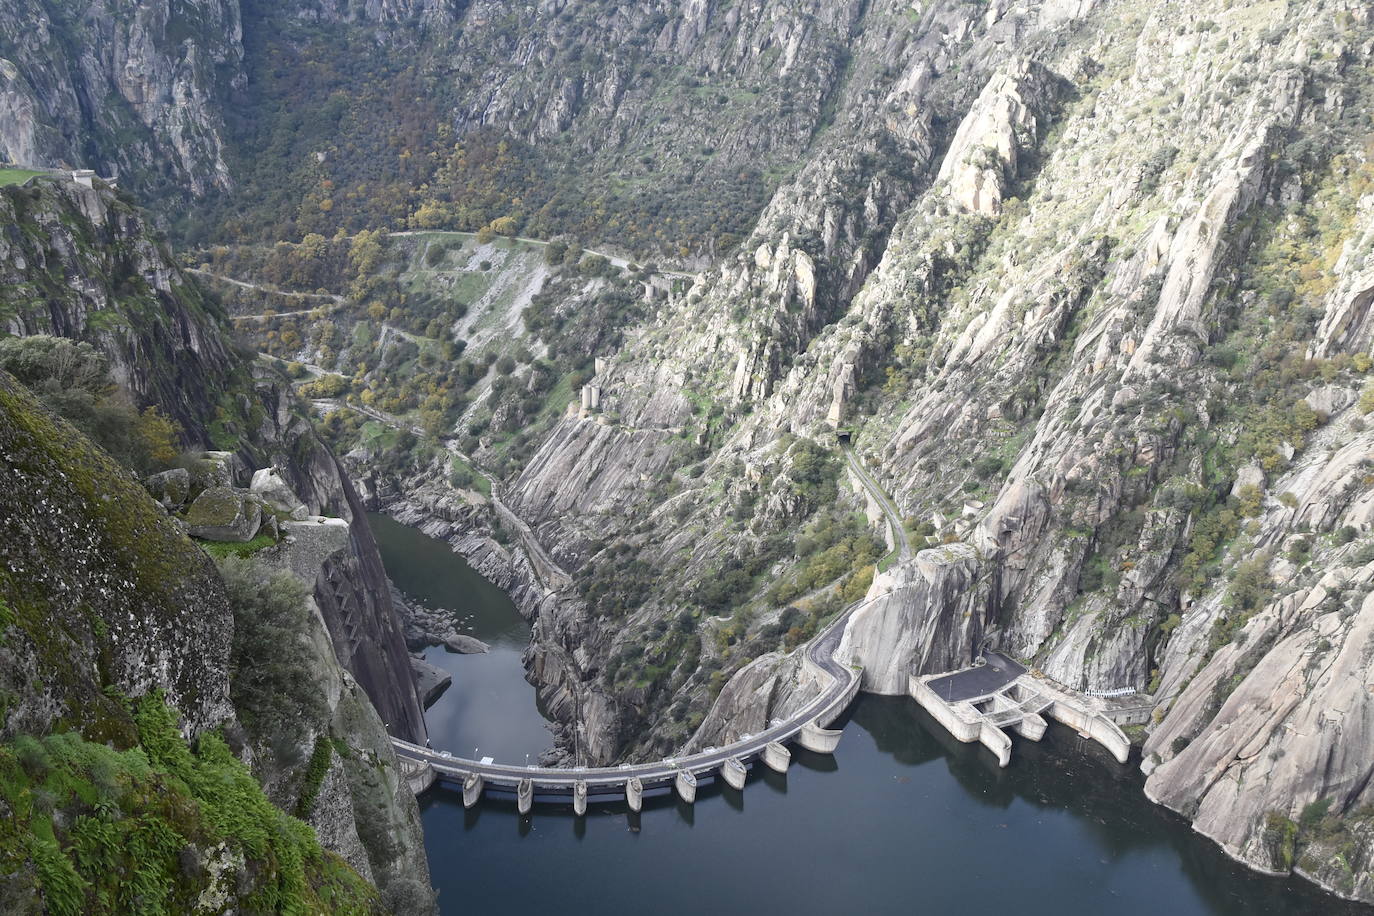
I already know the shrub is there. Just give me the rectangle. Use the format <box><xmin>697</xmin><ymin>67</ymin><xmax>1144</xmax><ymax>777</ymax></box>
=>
<box><xmin>216</xmin><ymin>557</ymin><xmax>327</xmax><ymax>741</ymax></box>
<box><xmin>1299</xmin><ymin>797</ymin><xmax>1333</xmax><ymax>831</ymax></box>
<box><xmin>1228</xmin><ymin>554</ymin><xmax>1273</xmax><ymax>612</ymax></box>
<box><xmin>1263</xmin><ymin>812</ymin><xmax>1298</xmax><ymax>871</ymax></box>
<box><xmin>0</xmin><ymin>335</ymin><xmax>181</xmax><ymax>474</ymax></box>
<box><xmin>0</xmin><ymin>697</ymin><xmax>376</xmax><ymax>914</ymax></box>
<box><xmin>1360</xmin><ymin>381</ymin><xmax>1374</xmax><ymax>413</ymax></box>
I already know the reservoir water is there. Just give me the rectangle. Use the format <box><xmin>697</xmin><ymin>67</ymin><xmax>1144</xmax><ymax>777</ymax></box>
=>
<box><xmin>368</xmin><ymin>512</ymin><xmax>553</xmax><ymax>763</ymax></box>
<box><xmin>371</xmin><ymin>513</ymin><xmax>1369</xmax><ymax>916</ymax></box>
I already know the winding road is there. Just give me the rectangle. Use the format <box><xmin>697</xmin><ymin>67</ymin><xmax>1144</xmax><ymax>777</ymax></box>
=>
<box><xmin>391</xmin><ymin>592</ymin><xmax>863</xmax><ymax>799</ymax></box>
<box><xmin>842</xmin><ymin>441</ymin><xmax>909</xmax><ymax>562</ymax></box>
<box><xmin>390</xmin><ymin>441</ymin><xmax>906</xmax><ymax>804</ymax></box>
<box><xmin>188</xmin><ymin>268</ymin><xmax>345</xmax><ymax>307</ymax></box>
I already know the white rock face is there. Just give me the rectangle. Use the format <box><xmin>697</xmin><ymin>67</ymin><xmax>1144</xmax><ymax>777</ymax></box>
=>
<box><xmin>837</xmin><ymin>545</ymin><xmax>985</xmax><ymax>695</ymax></box>
<box><xmin>251</xmin><ymin>467</ymin><xmax>310</xmax><ymax>520</ymax></box>
<box><xmin>936</xmin><ymin>59</ymin><xmax>1043</xmax><ymax>217</ymax></box>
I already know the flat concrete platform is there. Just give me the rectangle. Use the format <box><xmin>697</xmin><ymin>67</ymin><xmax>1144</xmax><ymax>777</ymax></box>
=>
<box><xmin>925</xmin><ymin>652</ymin><xmax>1026</xmax><ymax>703</ymax></box>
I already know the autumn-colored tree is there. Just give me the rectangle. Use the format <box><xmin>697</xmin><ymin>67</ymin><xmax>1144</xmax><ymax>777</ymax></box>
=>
<box><xmin>137</xmin><ymin>407</ymin><xmax>181</xmax><ymax>467</ymax></box>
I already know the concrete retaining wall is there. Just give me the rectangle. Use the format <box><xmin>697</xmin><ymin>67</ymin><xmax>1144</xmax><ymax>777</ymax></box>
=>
<box><xmin>1106</xmin><ymin>705</ymin><xmax>1154</xmax><ymax>727</ymax></box>
<box><xmin>763</xmin><ymin>741</ymin><xmax>791</xmax><ymax>773</ymax></box>
<box><xmin>1014</xmin><ymin>713</ymin><xmax>1047</xmax><ymax>742</ymax></box>
<box><xmin>1048</xmin><ymin>701</ymin><xmax>1131</xmax><ymax>764</ymax></box>
<box><xmin>978</xmin><ymin>721</ymin><xmax>1012</xmax><ymax>767</ymax></box>
<box><xmin>909</xmin><ymin>676</ymin><xmax>980</xmax><ymax>743</ymax></box>
<box><xmin>799</xmin><ymin>721</ymin><xmax>844</xmax><ymax>754</ymax></box>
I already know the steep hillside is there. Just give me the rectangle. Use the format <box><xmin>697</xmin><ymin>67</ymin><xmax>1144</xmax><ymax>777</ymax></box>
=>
<box><xmin>350</xmin><ymin>0</ymin><xmax>1374</xmax><ymax>904</ymax></box>
<box><xmin>0</xmin><ymin>0</ymin><xmax>241</xmax><ymax>195</ymax></box>
<box><xmin>0</xmin><ymin>174</ymin><xmax>428</xmax><ymax>744</ymax></box>
<box><xmin>0</xmin><ymin>369</ymin><xmax>395</xmax><ymax>913</ymax></box>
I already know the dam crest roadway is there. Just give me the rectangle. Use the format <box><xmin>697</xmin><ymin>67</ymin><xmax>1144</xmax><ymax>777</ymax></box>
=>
<box><xmin>391</xmin><ymin>443</ymin><xmax>1132</xmax><ymax>812</ymax></box>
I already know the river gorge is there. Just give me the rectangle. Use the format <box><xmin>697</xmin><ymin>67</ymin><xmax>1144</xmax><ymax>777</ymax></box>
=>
<box><xmin>371</xmin><ymin>515</ymin><xmax>1365</xmax><ymax>916</ymax></box>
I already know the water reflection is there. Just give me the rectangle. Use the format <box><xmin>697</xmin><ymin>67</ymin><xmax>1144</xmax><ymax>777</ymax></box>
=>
<box><xmin>368</xmin><ymin>513</ymin><xmax>553</xmax><ymax>762</ymax></box>
<box><xmin>421</xmin><ymin>695</ymin><xmax>1369</xmax><ymax>916</ymax></box>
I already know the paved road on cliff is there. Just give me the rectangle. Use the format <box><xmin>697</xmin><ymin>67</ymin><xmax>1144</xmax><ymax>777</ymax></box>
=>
<box><xmin>391</xmin><ymin>444</ymin><xmax>909</xmax><ymax>791</ymax></box>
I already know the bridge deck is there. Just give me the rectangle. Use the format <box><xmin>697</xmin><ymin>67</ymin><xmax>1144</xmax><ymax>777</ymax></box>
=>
<box><xmin>392</xmin><ymin>593</ymin><xmax>864</xmax><ymax>794</ymax></box>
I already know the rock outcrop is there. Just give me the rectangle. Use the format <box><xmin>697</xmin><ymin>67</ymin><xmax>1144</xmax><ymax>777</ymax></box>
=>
<box><xmin>0</xmin><ymin>369</ymin><xmax>432</xmax><ymax>911</ymax></box>
<box><xmin>0</xmin><ymin>0</ymin><xmax>241</xmax><ymax>194</ymax></box>
<box><xmin>838</xmin><ymin>546</ymin><xmax>989</xmax><ymax>695</ymax></box>
<box><xmin>0</xmin><ymin>176</ymin><xmax>429</xmax><ymax>746</ymax></box>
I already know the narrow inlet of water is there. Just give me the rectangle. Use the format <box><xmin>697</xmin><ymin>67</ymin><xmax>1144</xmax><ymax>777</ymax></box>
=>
<box><xmin>368</xmin><ymin>512</ymin><xmax>553</xmax><ymax>763</ymax></box>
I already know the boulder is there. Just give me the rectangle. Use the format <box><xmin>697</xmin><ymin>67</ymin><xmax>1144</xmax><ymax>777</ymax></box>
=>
<box><xmin>250</xmin><ymin>467</ymin><xmax>310</xmax><ymax>520</ymax></box>
<box><xmin>411</xmin><ymin>656</ymin><xmax>453</xmax><ymax>709</ymax></box>
<box><xmin>1303</xmin><ymin>385</ymin><xmax>1355</xmax><ymax>418</ymax></box>
<box><xmin>187</xmin><ymin>451</ymin><xmax>243</xmax><ymax>492</ymax></box>
<box><xmin>443</xmin><ymin>634</ymin><xmax>491</xmax><ymax>655</ymax></box>
<box><xmin>185</xmin><ymin>486</ymin><xmax>262</xmax><ymax>543</ymax></box>
<box><xmin>1231</xmin><ymin>463</ymin><xmax>1266</xmax><ymax>497</ymax></box>
<box><xmin>143</xmin><ymin>467</ymin><xmax>190</xmax><ymax>509</ymax></box>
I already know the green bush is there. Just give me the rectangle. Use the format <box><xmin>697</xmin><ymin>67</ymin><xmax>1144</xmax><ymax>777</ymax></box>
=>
<box><xmin>1300</xmin><ymin>797</ymin><xmax>1333</xmax><ymax>831</ymax></box>
<box><xmin>216</xmin><ymin>558</ymin><xmax>327</xmax><ymax>742</ymax></box>
<box><xmin>1263</xmin><ymin>812</ymin><xmax>1298</xmax><ymax>871</ymax></box>
<box><xmin>0</xmin><ymin>335</ymin><xmax>181</xmax><ymax>474</ymax></box>
<box><xmin>294</xmin><ymin>737</ymin><xmax>333</xmax><ymax>820</ymax></box>
<box><xmin>0</xmin><ymin>695</ymin><xmax>377</xmax><ymax>914</ymax></box>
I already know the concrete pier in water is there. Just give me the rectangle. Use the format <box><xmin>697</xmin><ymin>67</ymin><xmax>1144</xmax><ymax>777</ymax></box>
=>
<box><xmin>799</xmin><ymin>721</ymin><xmax>844</xmax><ymax>754</ymax></box>
<box><xmin>722</xmin><ymin>757</ymin><xmax>747</xmax><ymax>790</ymax></box>
<box><xmin>573</xmin><ymin>780</ymin><xmax>588</xmax><ymax>816</ymax></box>
<box><xmin>517</xmin><ymin>778</ymin><xmax>533</xmax><ymax>815</ymax></box>
<box><xmin>675</xmin><ymin>770</ymin><xmax>697</xmax><ymax>804</ymax></box>
<box><xmin>762</xmin><ymin>741</ymin><xmax>791</xmax><ymax>773</ymax></box>
<box><xmin>462</xmin><ymin>772</ymin><xmax>483</xmax><ymax>809</ymax></box>
<box><xmin>626</xmin><ymin>776</ymin><xmax>643</xmax><ymax>813</ymax></box>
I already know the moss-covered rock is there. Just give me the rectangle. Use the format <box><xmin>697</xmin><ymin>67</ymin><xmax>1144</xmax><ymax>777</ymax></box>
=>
<box><xmin>0</xmin><ymin>694</ymin><xmax>382</xmax><ymax>915</ymax></box>
<box><xmin>143</xmin><ymin>466</ymin><xmax>190</xmax><ymax>508</ymax></box>
<box><xmin>0</xmin><ymin>368</ymin><xmax>233</xmax><ymax>740</ymax></box>
<box><xmin>185</xmin><ymin>485</ymin><xmax>262</xmax><ymax>542</ymax></box>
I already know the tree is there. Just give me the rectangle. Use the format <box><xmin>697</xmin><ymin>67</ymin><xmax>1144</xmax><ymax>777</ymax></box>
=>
<box><xmin>136</xmin><ymin>407</ymin><xmax>181</xmax><ymax>467</ymax></box>
<box><xmin>217</xmin><ymin>557</ymin><xmax>326</xmax><ymax>741</ymax></box>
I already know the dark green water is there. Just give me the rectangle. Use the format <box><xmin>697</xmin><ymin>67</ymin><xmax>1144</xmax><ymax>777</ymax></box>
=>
<box><xmin>371</xmin><ymin>513</ymin><xmax>1368</xmax><ymax>916</ymax></box>
<box><xmin>368</xmin><ymin>513</ymin><xmax>553</xmax><ymax>763</ymax></box>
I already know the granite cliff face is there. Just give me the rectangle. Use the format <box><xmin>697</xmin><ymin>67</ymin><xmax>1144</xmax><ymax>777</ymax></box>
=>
<box><xmin>0</xmin><ymin>0</ymin><xmax>242</xmax><ymax>194</ymax></box>
<box><xmin>6</xmin><ymin>0</ymin><xmax>1374</xmax><ymax>905</ymax></box>
<box><xmin>0</xmin><ymin>176</ymin><xmax>427</xmax><ymax>744</ymax></box>
<box><xmin>361</xmin><ymin>0</ymin><xmax>1374</xmax><ymax>902</ymax></box>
